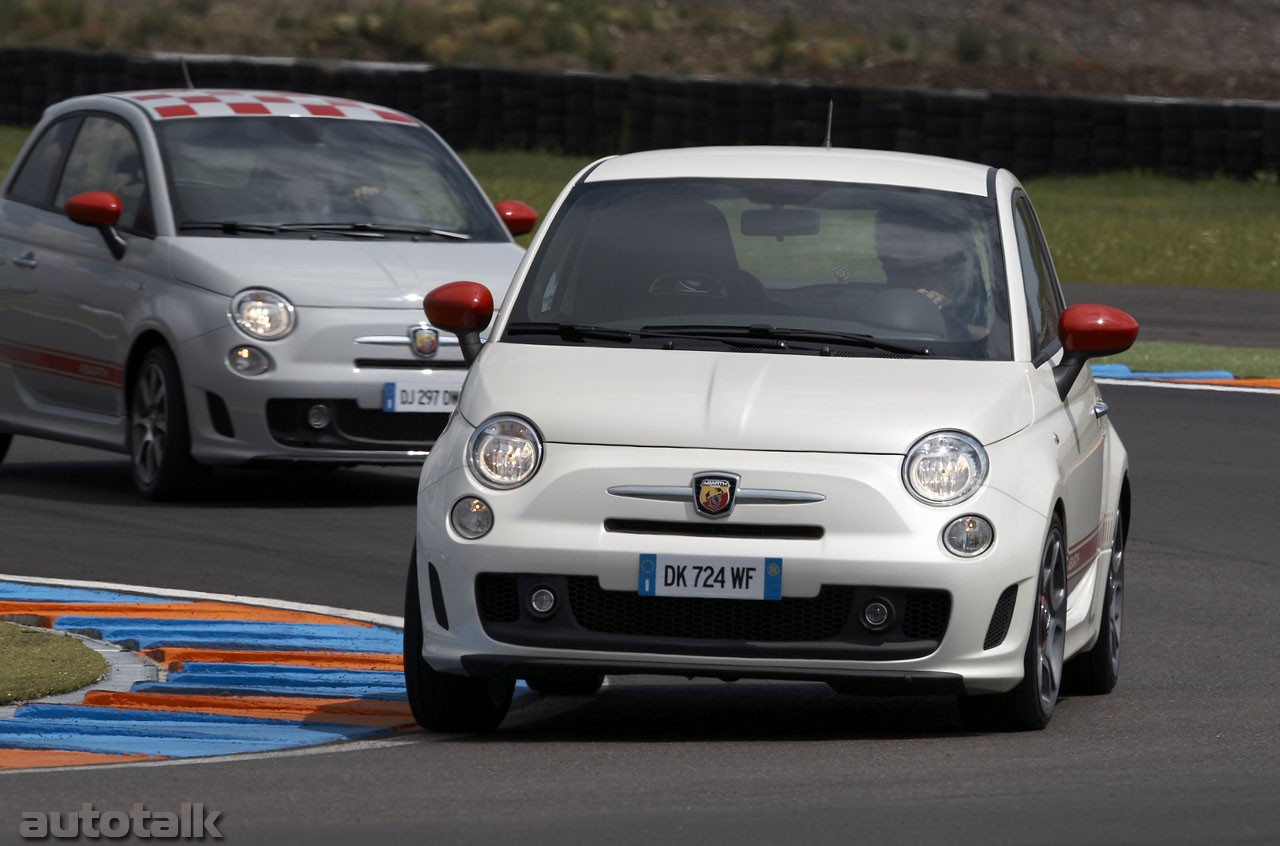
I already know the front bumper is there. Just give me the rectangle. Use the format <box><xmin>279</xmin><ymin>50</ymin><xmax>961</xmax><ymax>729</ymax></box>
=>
<box><xmin>176</xmin><ymin>308</ymin><xmax>468</xmax><ymax>465</ymax></box>
<box><xmin>414</xmin><ymin>431</ymin><xmax>1056</xmax><ymax>696</ymax></box>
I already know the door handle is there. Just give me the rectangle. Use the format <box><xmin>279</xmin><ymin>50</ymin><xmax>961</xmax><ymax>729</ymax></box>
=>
<box><xmin>12</xmin><ymin>251</ymin><xmax>38</xmax><ymax>269</ymax></box>
<box><xmin>1093</xmin><ymin>400</ymin><xmax>1110</xmax><ymax>419</ymax></box>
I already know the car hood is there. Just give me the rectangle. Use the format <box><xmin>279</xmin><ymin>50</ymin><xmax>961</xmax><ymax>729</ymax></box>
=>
<box><xmin>168</xmin><ymin>238</ymin><xmax>525</xmax><ymax>307</ymax></box>
<box><xmin>461</xmin><ymin>343</ymin><xmax>1036</xmax><ymax>454</ymax></box>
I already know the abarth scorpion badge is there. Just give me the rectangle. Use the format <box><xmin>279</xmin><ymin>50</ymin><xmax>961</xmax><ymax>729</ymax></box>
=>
<box><xmin>693</xmin><ymin>472</ymin><xmax>740</xmax><ymax>519</ymax></box>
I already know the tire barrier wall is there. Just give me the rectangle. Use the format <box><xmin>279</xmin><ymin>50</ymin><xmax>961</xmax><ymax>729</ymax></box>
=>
<box><xmin>2</xmin><ymin>47</ymin><xmax>1277</xmax><ymax>177</ymax></box>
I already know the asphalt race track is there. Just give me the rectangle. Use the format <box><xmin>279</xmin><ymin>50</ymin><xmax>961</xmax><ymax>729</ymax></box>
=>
<box><xmin>0</xmin><ymin>383</ymin><xmax>1277</xmax><ymax>845</ymax></box>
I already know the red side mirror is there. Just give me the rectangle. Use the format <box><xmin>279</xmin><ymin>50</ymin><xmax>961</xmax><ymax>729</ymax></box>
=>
<box><xmin>424</xmin><ymin>281</ymin><xmax>494</xmax><ymax>365</ymax></box>
<box><xmin>65</xmin><ymin>191</ymin><xmax>122</xmax><ymax>227</ymax></box>
<box><xmin>424</xmin><ymin>281</ymin><xmax>494</xmax><ymax>332</ymax></box>
<box><xmin>1059</xmin><ymin>304</ymin><xmax>1139</xmax><ymax>357</ymax></box>
<box><xmin>494</xmin><ymin>200</ymin><xmax>537</xmax><ymax>237</ymax></box>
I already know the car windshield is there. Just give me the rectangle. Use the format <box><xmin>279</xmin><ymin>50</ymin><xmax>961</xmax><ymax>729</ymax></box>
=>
<box><xmin>507</xmin><ymin>177</ymin><xmax>1012</xmax><ymax>360</ymax></box>
<box><xmin>155</xmin><ymin>116</ymin><xmax>507</xmax><ymax>240</ymax></box>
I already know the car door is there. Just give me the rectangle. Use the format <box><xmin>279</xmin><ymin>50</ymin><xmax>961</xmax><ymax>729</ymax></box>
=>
<box><xmin>1013</xmin><ymin>191</ymin><xmax>1106</xmax><ymax>590</ymax></box>
<box><xmin>0</xmin><ymin>112</ymin><xmax>158</xmax><ymax>423</ymax></box>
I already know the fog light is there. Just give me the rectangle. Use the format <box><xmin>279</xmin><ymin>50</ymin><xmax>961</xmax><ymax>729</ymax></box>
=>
<box><xmin>306</xmin><ymin>403</ymin><xmax>332</xmax><ymax>429</ymax></box>
<box><xmin>228</xmin><ymin>345</ymin><xmax>271</xmax><ymax>376</ymax></box>
<box><xmin>862</xmin><ymin>599</ymin><xmax>893</xmax><ymax>631</ymax></box>
<box><xmin>943</xmin><ymin>515</ymin><xmax>994</xmax><ymax>557</ymax></box>
<box><xmin>449</xmin><ymin>497</ymin><xmax>493</xmax><ymax>539</ymax></box>
<box><xmin>529</xmin><ymin>586</ymin><xmax>556</xmax><ymax>617</ymax></box>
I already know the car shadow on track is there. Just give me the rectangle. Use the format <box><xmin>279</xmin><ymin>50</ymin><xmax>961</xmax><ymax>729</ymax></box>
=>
<box><xmin>464</xmin><ymin>681</ymin><xmax>973</xmax><ymax>742</ymax></box>
<box><xmin>0</xmin><ymin>460</ymin><xmax>420</xmax><ymax>509</ymax></box>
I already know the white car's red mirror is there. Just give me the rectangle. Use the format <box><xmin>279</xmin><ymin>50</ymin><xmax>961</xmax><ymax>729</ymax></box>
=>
<box><xmin>494</xmin><ymin>200</ymin><xmax>537</xmax><ymax>236</ymax></box>
<box><xmin>424</xmin><ymin>281</ymin><xmax>494</xmax><ymax>364</ymax></box>
<box><xmin>1055</xmin><ymin>304</ymin><xmax>1140</xmax><ymax>398</ymax></box>
<box><xmin>1060</xmin><ymin>303</ymin><xmax>1139</xmax><ymax>357</ymax></box>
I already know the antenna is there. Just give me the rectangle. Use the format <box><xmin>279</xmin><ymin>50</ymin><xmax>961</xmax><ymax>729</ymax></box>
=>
<box><xmin>823</xmin><ymin>99</ymin><xmax>833</xmax><ymax>149</ymax></box>
<box><xmin>180</xmin><ymin>56</ymin><xmax>195</xmax><ymax>89</ymax></box>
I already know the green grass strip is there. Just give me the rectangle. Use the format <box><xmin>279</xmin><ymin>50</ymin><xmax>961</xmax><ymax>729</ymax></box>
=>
<box><xmin>0</xmin><ymin>622</ymin><xmax>108</xmax><ymax>705</ymax></box>
<box><xmin>1096</xmin><ymin>340</ymin><xmax>1280</xmax><ymax>379</ymax></box>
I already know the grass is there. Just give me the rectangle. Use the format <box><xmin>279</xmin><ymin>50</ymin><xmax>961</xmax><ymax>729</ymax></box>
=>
<box><xmin>1026</xmin><ymin>171</ymin><xmax>1280</xmax><ymax>291</ymax></box>
<box><xmin>2</xmin><ymin>132</ymin><xmax>1276</xmax><ymax>375</ymax></box>
<box><xmin>0</xmin><ymin>622</ymin><xmax>108</xmax><ymax>705</ymax></box>
<box><xmin>1095</xmin><ymin>341</ymin><xmax>1280</xmax><ymax>379</ymax></box>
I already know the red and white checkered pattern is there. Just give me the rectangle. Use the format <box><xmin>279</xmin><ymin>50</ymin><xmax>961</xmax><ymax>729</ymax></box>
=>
<box><xmin>116</xmin><ymin>90</ymin><xmax>417</xmax><ymax>124</ymax></box>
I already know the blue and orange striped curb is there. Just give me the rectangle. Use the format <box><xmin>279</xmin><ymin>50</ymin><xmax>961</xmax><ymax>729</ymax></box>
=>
<box><xmin>0</xmin><ymin>579</ymin><xmax>415</xmax><ymax>771</ymax></box>
<box><xmin>1091</xmin><ymin>363</ymin><xmax>1280</xmax><ymax>389</ymax></box>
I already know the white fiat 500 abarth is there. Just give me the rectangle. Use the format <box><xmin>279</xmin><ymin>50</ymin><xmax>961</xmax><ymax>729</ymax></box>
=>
<box><xmin>406</xmin><ymin>146</ymin><xmax>1138</xmax><ymax>733</ymax></box>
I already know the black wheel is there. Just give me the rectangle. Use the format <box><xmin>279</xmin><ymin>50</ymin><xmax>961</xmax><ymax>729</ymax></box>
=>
<box><xmin>128</xmin><ymin>346</ymin><xmax>206</xmax><ymax>500</ymax></box>
<box><xmin>959</xmin><ymin>514</ymin><xmax>1067</xmax><ymax>732</ymax></box>
<box><xmin>524</xmin><ymin>670</ymin><xmax>605</xmax><ymax>696</ymax></box>
<box><xmin>403</xmin><ymin>552</ymin><xmax>513</xmax><ymax>732</ymax></box>
<box><xmin>1066</xmin><ymin>516</ymin><xmax>1126</xmax><ymax>695</ymax></box>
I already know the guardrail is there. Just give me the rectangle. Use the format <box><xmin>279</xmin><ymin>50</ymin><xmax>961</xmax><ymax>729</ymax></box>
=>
<box><xmin>2</xmin><ymin>47</ymin><xmax>1277</xmax><ymax>177</ymax></box>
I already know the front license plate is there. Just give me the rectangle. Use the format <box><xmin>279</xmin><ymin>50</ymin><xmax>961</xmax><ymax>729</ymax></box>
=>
<box><xmin>637</xmin><ymin>554</ymin><xmax>782</xmax><ymax>601</ymax></box>
<box><xmin>382</xmin><ymin>382</ymin><xmax>460</xmax><ymax>412</ymax></box>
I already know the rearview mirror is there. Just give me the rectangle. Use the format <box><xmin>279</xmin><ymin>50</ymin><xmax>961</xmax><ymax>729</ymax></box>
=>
<box><xmin>740</xmin><ymin>207</ymin><xmax>819</xmax><ymax>238</ymax></box>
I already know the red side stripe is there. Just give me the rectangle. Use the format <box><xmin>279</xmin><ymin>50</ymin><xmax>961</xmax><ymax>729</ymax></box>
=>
<box><xmin>0</xmin><ymin>340</ymin><xmax>123</xmax><ymax>387</ymax></box>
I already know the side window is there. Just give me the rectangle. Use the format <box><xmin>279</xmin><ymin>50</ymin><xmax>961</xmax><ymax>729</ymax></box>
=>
<box><xmin>6</xmin><ymin>118</ymin><xmax>80</xmax><ymax>207</ymax></box>
<box><xmin>1013</xmin><ymin>194</ymin><xmax>1063</xmax><ymax>361</ymax></box>
<box><xmin>54</xmin><ymin>116</ymin><xmax>153</xmax><ymax>235</ymax></box>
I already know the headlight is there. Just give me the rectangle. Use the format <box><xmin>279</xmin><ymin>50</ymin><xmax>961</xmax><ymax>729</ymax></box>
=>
<box><xmin>231</xmin><ymin>289</ymin><xmax>295</xmax><ymax>339</ymax></box>
<box><xmin>902</xmin><ymin>431</ymin><xmax>988</xmax><ymax>505</ymax></box>
<box><xmin>468</xmin><ymin>415</ymin><xmax>542</xmax><ymax>489</ymax></box>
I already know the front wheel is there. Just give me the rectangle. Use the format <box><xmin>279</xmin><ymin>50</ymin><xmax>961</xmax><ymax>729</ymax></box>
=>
<box><xmin>403</xmin><ymin>552</ymin><xmax>513</xmax><ymax>732</ymax></box>
<box><xmin>959</xmin><ymin>514</ymin><xmax>1067</xmax><ymax>732</ymax></box>
<box><xmin>128</xmin><ymin>346</ymin><xmax>206</xmax><ymax>500</ymax></box>
<box><xmin>1066</xmin><ymin>516</ymin><xmax>1126</xmax><ymax>694</ymax></box>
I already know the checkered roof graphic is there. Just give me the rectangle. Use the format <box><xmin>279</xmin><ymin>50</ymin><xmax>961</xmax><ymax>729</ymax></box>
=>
<box><xmin>116</xmin><ymin>89</ymin><xmax>416</xmax><ymax>124</ymax></box>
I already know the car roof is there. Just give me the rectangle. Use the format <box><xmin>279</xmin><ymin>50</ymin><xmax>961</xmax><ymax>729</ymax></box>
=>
<box><xmin>99</xmin><ymin>89</ymin><xmax>418</xmax><ymax>125</ymax></box>
<box><xmin>583</xmin><ymin>146</ymin><xmax>996</xmax><ymax>197</ymax></box>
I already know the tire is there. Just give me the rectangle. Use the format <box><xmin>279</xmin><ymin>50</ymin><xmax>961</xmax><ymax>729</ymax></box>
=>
<box><xmin>959</xmin><ymin>514</ymin><xmax>1067</xmax><ymax>732</ymax></box>
<box><xmin>1066</xmin><ymin>516</ymin><xmax>1126</xmax><ymax>695</ymax></box>
<box><xmin>128</xmin><ymin>346</ymin><xmax>207</xmax><ymax>500</ymax></box>
<box><xmin>524</xmin><ymin>670</ymin><xmax>605</xmax><ymax>696</ymax></box>
<box><xmin>403</xmin><ymin>552</ymin><xmax>513</xmax><ymax>732</ymax></box>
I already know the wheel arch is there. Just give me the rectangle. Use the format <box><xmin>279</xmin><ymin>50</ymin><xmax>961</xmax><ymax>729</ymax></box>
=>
<box><xmin>124</xmin><ymin>329</ymin><xmax>172</xmax><ymax>395</ymax></box>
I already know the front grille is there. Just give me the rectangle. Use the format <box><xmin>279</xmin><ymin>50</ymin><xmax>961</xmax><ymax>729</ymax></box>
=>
<box><xmin>266</xmin><ymin>399</ymin><xmax>449</xmax><ymax>448</ymax></box>
<box><xmin>983</xmin><ymin>584</ymin><xmax>1019</xmax><ymax>649</ymax></box>
<box><xmin>604</xmin><ymin>519</ymin><xmax>823</xmax><ymax>540</ymax></box>
<box><xmin>474</xmin><ymin>573</ymin><xmax>951</xmax><ymax>646</ymax></box>
<box><xmin>568</xmin><ymin>576</ymin><xmax>853</xmax><ymax>641</ymax></box>
<box><xmin>476</xmin><ymin>574</ymin><xmax>521</xmax><ymax>623</ymax></box>
<box><xmin>354</xmin><ymin>358</ymin><xmax>469</xmax><ymax>370</ymax></box>
<box><xmin>903</xmin><ymin>590</ymin><xmax>953</xmax><ymax>640</ymax></box>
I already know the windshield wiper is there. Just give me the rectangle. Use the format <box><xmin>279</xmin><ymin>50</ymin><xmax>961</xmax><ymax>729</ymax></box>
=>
<box><xmin>505</xmin><ymin>322</ymin><xmax>636</xmax><ymax>343</ymax></box>
<box><xmin>276</xmin><ymin>222</ymin><xmax>471</xmax><ymax>241</ymax></box>
<box><xmin>178</xmin><ymin>220</ymin><xmax>281</xmax><ymax>235</ymax></box>
<box><xmin>640</xmin><ymin>324</ymin><xmax>930</xmax><ymax>356</ymax></box>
